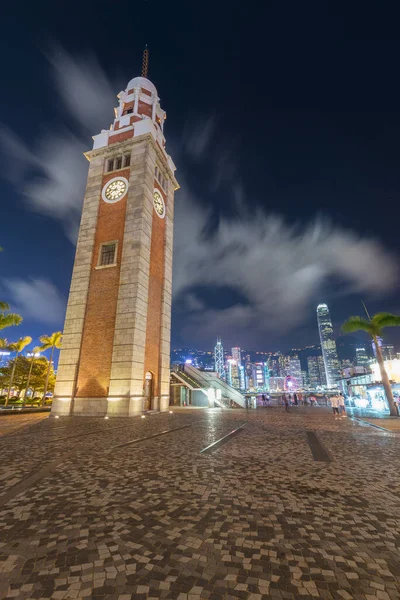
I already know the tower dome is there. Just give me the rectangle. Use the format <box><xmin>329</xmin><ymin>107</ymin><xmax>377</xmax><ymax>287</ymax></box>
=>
<box><xmin>127</xmin><ymin>76</ymin><xmax>157</xmax><ymax>96</ymax></box>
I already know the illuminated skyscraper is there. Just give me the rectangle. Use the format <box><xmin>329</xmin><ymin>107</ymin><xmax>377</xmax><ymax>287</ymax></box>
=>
<box><xmin>214</xmin><ymin>336</ymin><xmax>225</xmax><ymax>379</ymax></box>
<box><xmin>355</xmin><ymin>347</ymin><xmax>369</xmax><ymax>367</ymax></box>
<box><xmin>232</xmin><ymin>347</ymin><xmax>241</xmax><ymax>365</ymax></box>
<box><xmin>316</xmin><ymin>304</ymin><xmax>340</xmax><ymax>387</ymax></box>
<box><xmin>307</xmin><ymin>356</ymin><xmax>327</xmax><ymax>388</ymax></box>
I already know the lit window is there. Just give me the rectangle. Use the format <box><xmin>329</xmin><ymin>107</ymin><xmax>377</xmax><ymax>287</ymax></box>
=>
<box><xmin>124</xmin><ymin>154</ymin><xmax>131</xmax><ymax>167</ymax></box>
<box><xmin>106</xmin><ymin>158</ymin><xmax>114</xmax><ymax>172</ymax></box>
<box><xmin>99</xmin><ymin>242</ymin><xmax>117</xmax><ymax>267</ymax></box>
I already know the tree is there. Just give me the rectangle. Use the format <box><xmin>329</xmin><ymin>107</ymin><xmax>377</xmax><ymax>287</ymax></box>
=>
<box><xmin>23</xmin><ymin>346</ymin><xmax>41</xmax><ymax>406</ymax></box>
<box><xmin>5</xmin><ymin>336</ymin><xmax>32</xmax><ymax>405</ymax></box>
<box><xmin>0</xmin><ymin>355</ymin><xmax>55</xmax><ymax>403</ymax></box>
<box><xmin>39</xmin><ymin>331</ymin><xmax>62</xmax><ymax>405</ymax></box>
<box><xmin>342</xmin><ymin>312</ymin><xmax>400</xmax><ymax>416</ymax></box>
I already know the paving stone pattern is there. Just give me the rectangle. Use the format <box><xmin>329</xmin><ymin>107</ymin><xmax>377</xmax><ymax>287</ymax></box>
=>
<box><xmin>0</xmin><ymin>407</ymin><xmax>400</xmax><ymax>600</ymax></box>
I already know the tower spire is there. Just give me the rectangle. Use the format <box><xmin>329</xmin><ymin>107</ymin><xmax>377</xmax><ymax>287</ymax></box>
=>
<box><xmin>142</xmin><ymin>45</ymin><xmax>149</xmax><ymax>78</ymax></box>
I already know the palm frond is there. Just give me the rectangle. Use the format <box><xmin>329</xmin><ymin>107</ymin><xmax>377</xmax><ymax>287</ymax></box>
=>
<box><xmin>0</xmin><ymin>313</ymin><xmax>23</xmax><ymax>330</ymax></box>
<box><xmin>10</xmin><ymin>336</ymin><xmax>32</xmax><ymax>353</ymax></box>
<box><xmin>341</xmin><ymin>316</ymin><xmax>373</xmax><ymax>334</ymax></box>
<box><xmin>0</xmin><ymin>301</ymin><xmax>10</xmax><ymax>311</ymax></box>
<box><xmin>0</xmin><ymin>338</ymin><xmax>9</xmax><ymax>350</ymax></box>
<box><xmin>39</xmin><ymin>331</ymin><xmax>62</xmax><ymax>351</ymax></box>
<box><xmin>372</xmin><ymin>312</ymin><xmax>400</xmax><ymax>329</ymax></box>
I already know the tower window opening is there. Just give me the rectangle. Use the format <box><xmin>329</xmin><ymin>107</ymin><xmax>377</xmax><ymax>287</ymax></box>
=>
<box><xmin>155</xmin><ymin>166</ymin><xmax>167</xmax><ymax>192</ymax></box>
<box><xmin>105</xmin><ymin>154</ymin><xmax>131</xmax><ymax>173</ymax></box>
<box><xmin>123</xmin><ymin>108</ymin><xmax>133</xmax><ymax>115</ymax></box>
<box><xmin>99</xmin><ymin>242</ymin><xmax>117</xmax><ymax>267</ymax></box>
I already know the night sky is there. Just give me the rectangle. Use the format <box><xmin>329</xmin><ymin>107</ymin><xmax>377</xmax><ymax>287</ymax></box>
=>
<box><xmin>1</xmin><ymin>2</ymin><xmax>400</xmax><ymax>353</ymax></box>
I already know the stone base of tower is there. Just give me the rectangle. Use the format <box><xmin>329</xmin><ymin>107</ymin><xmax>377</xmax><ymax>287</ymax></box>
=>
<box><xmin>51</xmin><ymin>395</ymin><xmax>170</xmax><ymax>417</ymax></box>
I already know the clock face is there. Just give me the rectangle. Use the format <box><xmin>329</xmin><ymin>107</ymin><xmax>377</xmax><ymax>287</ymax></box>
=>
<box><xmin>153</xmin><ymin>189</ymin><xmax>166</xmax><ymax>218</ymax></box>
<box><xmin>102</xmin><ymin>177</ymin><xmax>128</xmax><ymax>203</ymax></box>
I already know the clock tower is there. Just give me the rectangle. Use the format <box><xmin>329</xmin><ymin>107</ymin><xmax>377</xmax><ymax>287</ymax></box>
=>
<box><xmin>52</xmin><ymin>66</ymin><xmax>178</xmax><ymax>417</ymax></box>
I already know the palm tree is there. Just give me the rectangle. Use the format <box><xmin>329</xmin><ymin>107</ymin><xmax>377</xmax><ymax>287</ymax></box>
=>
<box><xmin>39</xmin><ymin>331</ymin><xmax>62</xmax><ymax>405</ymax></box>
<box><xmin>342</xmin><ymin>312</ymin><xmax>400</xmax><ymax>417</ymax></box>
<box><xmin>0</xmin><ymin>301</ymin><xmax>22</xmax><ymax>331</ymax></box>
<box><xmin>5</xmin><ymin>336</ymin><xmax>32</xmax><ymax>406</ymax></box>
<box><xmin>22</xmin><ymin>346</ymin><xmax>41</xmax><ymax>407</ymax></box>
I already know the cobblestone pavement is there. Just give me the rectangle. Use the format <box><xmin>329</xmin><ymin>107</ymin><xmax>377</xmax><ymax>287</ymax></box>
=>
<box><xmin>0</xmin><ymin>413</ymin><xmax>48</xmax><ymax>437</ymax></box>
<box><xmin>1</xmin><ymin>407</ymin><xmax>400</xmax><ymax>600</ymax></box>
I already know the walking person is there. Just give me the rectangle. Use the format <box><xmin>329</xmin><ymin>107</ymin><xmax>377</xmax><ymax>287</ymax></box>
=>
<box><xmin>293</xmin><ymin>392</ymin><xmax>298</xmax><ymax>406</ymax></box>
<box><xmin>330</xmin><ymin>394</ymin><xmax>340</xmax><ymax>419</ymax></box>
<box><xmin>338</xmin><ymin>393</ymin><xmax>347</xmax><ymax>418</ymax></box>
<box><xmin>262</xmin><ymin>394</ymin><xmax>266</xmax><ymax>406</ymax></box>
<box><xmin>282</xmin><ymin>393</ymin><xmax>289</xmax><ymax>412</ymax></box>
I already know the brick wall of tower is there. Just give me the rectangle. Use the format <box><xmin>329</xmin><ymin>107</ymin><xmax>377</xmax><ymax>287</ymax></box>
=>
<box><xmin>143</xmin><ymin>185</ymin><xmax>166</xmax><ymax>399</ymax></box>
<box><xmin>75</xmin><ymin>168</ymin><xmax>130</xmax><ymax>398</ymax></box>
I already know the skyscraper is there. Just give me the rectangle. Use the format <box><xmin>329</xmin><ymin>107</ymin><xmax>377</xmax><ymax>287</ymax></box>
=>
<box><xmin>355</xmin><ymin>347</ymin><xmax>369</xmax><ymax>367</ymax></box>
<box><xmin>231</xmin><ymin>347</ymin><xmax>241</xmax><ymax>365</ymax></box>
<box><xmin>317</xmin><ymin>304</ymin><xmax>340</xmax><ymax>387</ymax></box>
<box><xmin>307</xmin><ymin>356</ymin><xmax>327</xmax><ymax>388</ymax></box>
<box><xmin>214</xmin><ymin>337</ymin><xmax>225</xmax><ymax>379</ymax></box>
<box><xmin>52</xmin><ymin>60</ymin><xmax>178</xmax><ymax>417</ymax></box>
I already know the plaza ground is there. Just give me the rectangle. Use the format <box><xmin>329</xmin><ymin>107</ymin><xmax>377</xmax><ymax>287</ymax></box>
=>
<box><xmin>0</xmin><ymin>407</ymin><xmax>400</xmax><ymax>600</ymax></box>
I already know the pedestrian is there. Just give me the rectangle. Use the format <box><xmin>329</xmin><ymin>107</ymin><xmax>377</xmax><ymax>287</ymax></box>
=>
<box><xmin>338</xmin><ymin>393</ymin><xmax>347</xmax><ymax>418</ymax></box>
<box><xmin>293</xmin><ymin>392</ymin><xmax>298</xmax><ymax>406</ymax></box>
<box><xmin>283</xmin><ymin>394</ymin><xmax>289</xmax><ymax>412</ymax></box>
<box><xmin>330</xmin><ymin>394</ymin><xmax>340</xmax><ymax>419</ymax></box>
<box><xmin>266</xmin><ymin>393</ymin><xmax>270</xmax><ymax>406</ymax></box>
<box><xmin>262</xmin><ymin>394</ymin><xmax>266</xmax><ymax>406</ymax></box>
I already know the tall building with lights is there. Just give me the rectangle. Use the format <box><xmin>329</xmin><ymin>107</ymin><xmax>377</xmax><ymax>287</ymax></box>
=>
<box><xmin>307</xmin><ymin>355</ymin><xmax>327</xmax><ymax>388</ymax></box>
<box><xmin>214</xmin><ymin>336</ymin><xmax>225</xmax><ymax>379</ymax></box>
<box><xmin>355</xmin><ymin>347</ymin><xmax>369</xmax><ymax>367</ymax></box>
<box><xmin>316</xmin><ymin>304</ymin><xmax>340</xmax><ymax>387</ymax></box>
<box><xmin>52</xmin><ymin>55</ymin><xmax>178</xmax><ymax>417</ymax></box>
<box><xmin>231</xmin><ymin>347</ymin><xmax>241</xmax><ymax>365</ymax></box>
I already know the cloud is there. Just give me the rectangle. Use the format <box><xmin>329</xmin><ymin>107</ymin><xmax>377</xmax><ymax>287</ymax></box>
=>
<box><xmin>46</xmin><ymin>47</ymin><xmax>117</xmax><ymax>132</ymax></box>
<box><xmin>182</xmin><ymin>117</ymin><xmax>215</xmax><ymax>160</ymax></box>
<box><xmin>0</xmin><ymin>47</ymin><xmax>116</xmax><ymax>242</ymax></box>
<box><xmin>2</xmin><ymin>278</ymin><xmax>66</xmax><ymax>325</ymax></box>
<box><xmin>173</xmin><ymin>187</ymin><xmax>399</xmax><ymax>342</ymax></box>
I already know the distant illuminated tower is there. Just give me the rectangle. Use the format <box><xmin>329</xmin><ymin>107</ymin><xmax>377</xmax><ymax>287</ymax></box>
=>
<box><xmin>52</xmin><ymin>52</ymin><xmax>178</xmax><ymax>417</ymax></box>
<box><xmin>317</xmin><ymin>304</ymin><xmax>340</xmax><ymax>387</ymax></box>
<box><xmin>356</xmin><ymin>347</ymin><xmax>369</xmax><ymax>367</ymax></box>
<box><xmin>307</xmin><ymin>356</ymin><xmax>326</xmax><ymax>388</ymax></box>
<box><xmin>214</xmin><ymin>336</ymin><xmax>225</xmax><ymax>379</ymax></box>
<box><xmin>232</xmin><ymin>347</ymin><xmax>241</xmax><ymax>365</ymax></box>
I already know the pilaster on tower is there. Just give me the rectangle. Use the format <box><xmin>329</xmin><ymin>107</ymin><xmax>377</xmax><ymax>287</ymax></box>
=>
<box><xmin>52</xmin><ymin>71</ymin><xmax>179</xmax><ymax>418</ymax></box>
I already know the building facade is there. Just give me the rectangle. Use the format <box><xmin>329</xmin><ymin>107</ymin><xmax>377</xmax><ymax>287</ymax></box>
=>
<box><xmin>316</xmin><ymin>304</ymin><xmax>340</xmax><ymax>387</ymax></box>
<box><xmin>307</xmin><ymin>355</ymin><xmax>327</xmax><ymax>388</ymax></box>
<box><xmin>355</xmin><ymin>347</ymin><xmax>369</xmax><ymax>367</ymax></box>
<box><xmin>52</xmin><ymin>72</ymin><xmax>178</xmax><ymax>417</ymax></box>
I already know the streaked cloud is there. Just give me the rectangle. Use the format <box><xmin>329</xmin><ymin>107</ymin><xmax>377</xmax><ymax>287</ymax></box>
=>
<box><xmin>2</xmin><ymin>278</ymin><xmax>66</xmax><ymax>325</ymax></box>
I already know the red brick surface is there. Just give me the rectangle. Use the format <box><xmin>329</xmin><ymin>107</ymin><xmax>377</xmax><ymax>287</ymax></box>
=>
<box><xmin>76</xmin><ymin>168</ymin><xmax>130</xmax><ymax>398</ymax></box>
<box><xmin>143</xmin><ymin>185</ymin><xmax>166</xmax><ymax>400</ymax></box>
<box><xmin>108</xmin><ymin>130</ymin><xmax>134</xmax><ymax>145</ymax></box>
